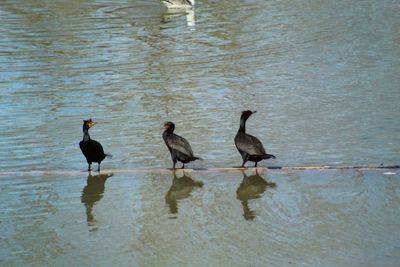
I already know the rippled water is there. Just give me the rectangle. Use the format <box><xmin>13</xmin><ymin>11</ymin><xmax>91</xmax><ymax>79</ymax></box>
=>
<box><xmin>1</xmin><ymin>169</ymin><xmax>400</xmax><ymax>266</ymax></box>
<box><xmin>1</xmin><ymin>0</ymin><xmax>399</xmax><ymax>171</ymax></box>
<box><xmin>1</xmin><ymin>0</ymin><xmax>400</xmax><ymax>266</ymax></box>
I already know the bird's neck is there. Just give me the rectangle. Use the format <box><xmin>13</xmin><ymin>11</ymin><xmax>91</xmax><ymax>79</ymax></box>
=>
<box><xmin>164</xmin><ymin>127</ymin><xmax>175</xmax><ymax>135</ymax></box>
<box><xmin>83</xmin><ymin>129</ymin><xmax>91</xmax><ymax>141</ymax></box>
<box><xmin>238</xmin><ymin>118</ymin><xmax>247</xmax><ymax>133</ymax></box>
<box><xmin>163</xmin><ymin>129</ymin><xmax>173</xmax><ymax>138</ymax></box>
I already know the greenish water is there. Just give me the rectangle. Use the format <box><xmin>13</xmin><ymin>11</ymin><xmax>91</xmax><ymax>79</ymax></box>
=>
<box><xmin>1</xmin><ymin>0</ymin><xmax>400</xmax><ymax>266</ymax></box>
<box><xmin>1</xmin><ymin>169</ymin><xmax>400</xmax><ymax>266</ymax></box>
<box><xmin>0</xmin><ymin>0</ymin><xmax>399</xmax><ymax>171</ymax></box>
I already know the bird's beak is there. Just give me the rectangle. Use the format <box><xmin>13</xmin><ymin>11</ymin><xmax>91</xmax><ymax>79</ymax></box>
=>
<box><xmin>88</xmin><ymin>121</ymin><xmax>96</xmax><ymax>128</ymax></box>
<box><xmin>252</xmin><ymin>111</ymin><xmax>257</xmax><ymax>114</ymax></box>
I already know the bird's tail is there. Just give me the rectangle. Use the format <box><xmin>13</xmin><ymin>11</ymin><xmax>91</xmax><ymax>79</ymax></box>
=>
<box><xmin>263</xmin><ymin>154</ymin><xmax>276</xmax><ymax>159</ymax></box>
<box><xmin>193</xmin><ymin>156</ymin><xmax>202</xmax><ymax>161</ymax></box>
<box><xmin>105</xmin><ymin>153</ymin><xmax>113</xmax><ymax>158</ymax></box>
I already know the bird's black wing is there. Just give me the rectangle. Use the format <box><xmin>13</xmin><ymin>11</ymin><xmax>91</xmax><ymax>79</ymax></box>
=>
<box><xmin>90</xmin><ymin>139</ymin><xmax>105</xmax><ymax>154</ymax></box>
<box><xmin>80</xmin><ymin>139</ymin><xmax>105</xmax><ymax>156</ymax></box>
<box><xmin>166</xmin><ymin>133</ymin><xmax>195</xmax><ymax>157</ymax></box>
<box><xmin>235</xmin><ymin>133</ymin><xmax>266</xmax><ymax>156</ymax></box>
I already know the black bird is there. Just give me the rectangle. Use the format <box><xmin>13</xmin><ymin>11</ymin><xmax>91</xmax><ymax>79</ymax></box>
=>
<box><xmin>79</xmin><ymin>119</ymin><xmax>111</xmax><ymax>172</ymax></box>
<box><xmin>163</xmin><ymin>121</ymin><xmax>200</xmax><ymax>169</ymax></box>
<box><xmin>234</xmin><ymin>110</ymin><xmax>276</xmax><ymax>167</ymax></box>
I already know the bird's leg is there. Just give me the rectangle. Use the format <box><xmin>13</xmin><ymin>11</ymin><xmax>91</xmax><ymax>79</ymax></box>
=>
<box><xmin>254</xmin><ymin>162</ymin><xmax>258</xmax><ymax>167</ymax></box>
<box><xmin>88</xmin><ymin>163</ymin><xmax>91</xmax><ymax>172</ymax></box>
<box><xmin>182</xmin><ymin>164</ymin><xmax>185</xmax><ymax>169</ymax></box>
<box><xmin>241</xmin><ymin>153</ymin><xmax>248</xmax><ymax>168</ymax></box>
<box><xmin>173</xmin><ymin>161</ymin><xmax>176</xmax><ymax>170</ymax></box>
<box><xmin>98</xmin><ymin>163</ymin><xmax>101</xmax><ymax>172</ymax></box>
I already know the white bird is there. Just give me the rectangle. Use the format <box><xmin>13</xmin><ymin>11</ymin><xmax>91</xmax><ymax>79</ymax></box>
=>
<box><xmin>161</xmin><ymin>0</ymin><xmax>194</xmax><ymax>9</ymax></box>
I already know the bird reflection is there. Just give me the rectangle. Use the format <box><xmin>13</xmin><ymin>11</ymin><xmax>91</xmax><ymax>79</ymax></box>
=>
<box><xmin>81</xmin><ymin>173</ymin><xmax>113</xmax><ymax>225</ymax></box>
<box><xmin>165</xmin><ymin>171</ymin><xmax>203</xmax><ymax>216</ymax></box>
<box><xmin>236</xmin><ymin>170</ymin><xmax>276</xmax><ymax>220</ymax></box>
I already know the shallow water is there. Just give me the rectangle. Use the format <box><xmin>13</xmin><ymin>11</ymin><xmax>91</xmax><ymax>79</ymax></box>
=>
<box><xmin>1</xmin><ymin>0</ymin><xmax>400</xmax><ymax>266</ymax></box>
<box><xmin>1</xmin><ymin>169</ymin><xmax>400</xmax><ymax>266</ymax></box>
<box><xmin>0</xmin><ymin>0</ymin><xmax>399</xmax><ymax>171</ymax></box>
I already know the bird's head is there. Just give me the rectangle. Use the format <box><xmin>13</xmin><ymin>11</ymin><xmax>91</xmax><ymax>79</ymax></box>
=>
<box><xmin>83</xmin><ymin>118</ymin><xmax>95</xmax><ymax>130</ymax></box>
<box><xmin>241</xmin><ymin>110</ymin><xmax>256</xmax><ymax>120</ymax></box>
<box><xmin>163</xmin><ymin>121</ymin><xmax>175</xmax><ymax>132</ymax></box>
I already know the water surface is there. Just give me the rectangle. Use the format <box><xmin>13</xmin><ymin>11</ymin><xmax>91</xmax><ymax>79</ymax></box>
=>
<box><xmin>0</xmin><ymin>0</ymin><xmax>399</xmax><ymax>170</ymax></box>
<box><xmin>1</xmin><ymin>0</ymin><xmax>400</xmax><ymax>266</ymax></box>
<box><xmin>1</xmin><ymin>169</ymin><xmax>399</xmax><ymax>266</ymax></box>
